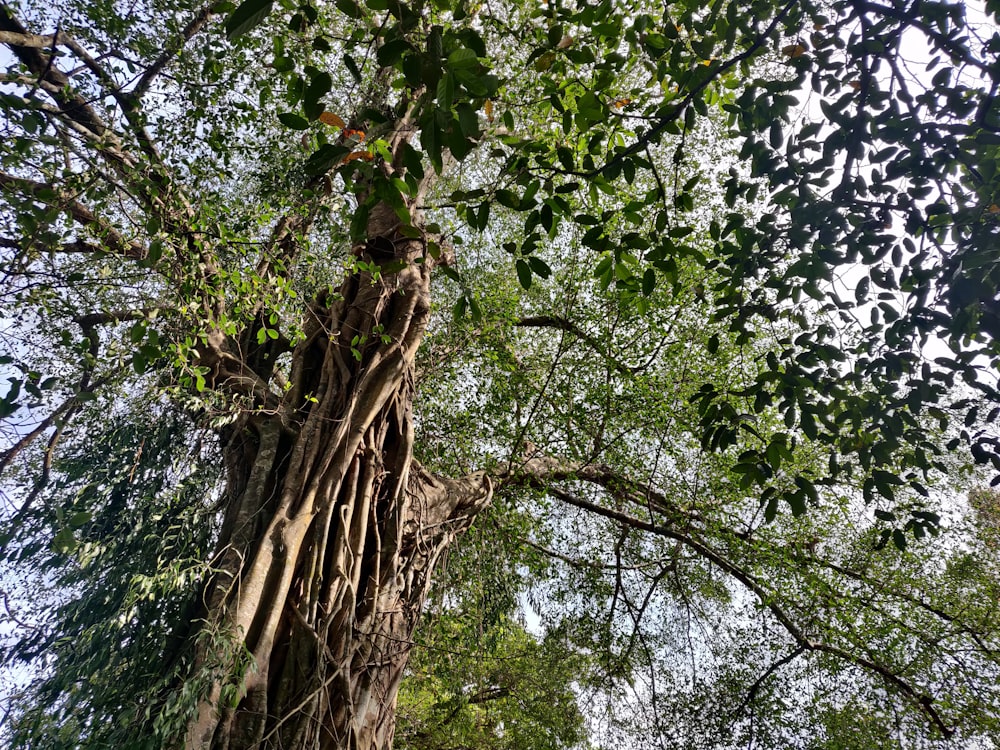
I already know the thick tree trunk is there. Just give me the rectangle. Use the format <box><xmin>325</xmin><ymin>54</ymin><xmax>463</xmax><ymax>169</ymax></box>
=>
<box><xmin>183</xmin><ymin>198</ymin><xmax>492</xmax><ymax>749</ymax></box>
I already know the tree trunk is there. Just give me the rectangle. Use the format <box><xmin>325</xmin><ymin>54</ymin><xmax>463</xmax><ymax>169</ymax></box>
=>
<box><xmin>183</xmin><ymin>197</ymin><xmax>492</xmax><ymax>749</ymax></box>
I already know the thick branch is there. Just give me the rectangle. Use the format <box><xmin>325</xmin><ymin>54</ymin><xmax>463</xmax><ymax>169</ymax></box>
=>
<box><xmin>411</xmin><ymin>461</ymin><xmax>494</xmax><ymax>531</ymax></box>
<box><xmin>54</xmin><ymin>35</ymin><xmax>171</xmax><ymax>176</ymax></box>
<box><xmin>0</xmin><ymin>27</ymin><xmax>69</xmax><ymax>48</ymax></box>
<box><xmin>196</xmin><ymin>335</ymin><xmax>287</xmax><ymax>416</ymax></box>
<box><xmin>0</xmin><ymin>4</ymin><xmax>190</xmax><ymax>222</ymax></box>
<box><xmin>0</xmin><ymin>5</ymin><xmax>108</xmax><ymax>137</ymax></box>
<box><xmin>0</xmin><ymin>171</ymin><xmax>147</xmax><ymax>260</ymax></box>
<box><xmin>73</xmin><ymin>309</ymin><xmax>155</xmax><ymax>328</ymax></box>
<box><xmin>502</xmin><ymin>454</ymin><xmax>701</xmax><ymax>529</ymax></box>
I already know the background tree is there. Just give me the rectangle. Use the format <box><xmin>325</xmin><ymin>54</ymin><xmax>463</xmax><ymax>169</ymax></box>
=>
<box><xmin>2</xmin><ymin>0</ymin><xmax>1000</xmax><ymax>749</ymax></box>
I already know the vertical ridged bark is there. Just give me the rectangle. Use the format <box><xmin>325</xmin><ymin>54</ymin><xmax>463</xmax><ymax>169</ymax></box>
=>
<box><xmin>184</xmin><ymin>198</ymin><xmax>492</xmax><ymax>749</ymax></box>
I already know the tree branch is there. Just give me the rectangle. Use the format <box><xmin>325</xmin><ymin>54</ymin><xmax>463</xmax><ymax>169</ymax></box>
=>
<box><xmin>517</xmin><ymin>534</ymin><xmax>667</xmax><ymax>572</ymax></box>
<box><xmin>73</xmin><ymin>309</ymin><xmax>156</xmax><ymax>328</ymax></box>
<box><xmin>855</xmin><ymin>0</ymin><xmax>994</xmax><ymax>75</ymax></box>
<box><xmin>0</xmin><ymin>4</ymin><xmax>192</xmax><ymax>223</ymax></box>
<box><xmin>516</xmin><ymin>315</ymin><xmax>647</xmax><ymax>375</ymax></box>
<box><xmin>806</xmin><ymin>554</ymin><xmax>999</xmax><ymax>658</ymax></box>
<box><xmin>0</xmin><ymin>5</ymin><xmax>108</xmax><ymax>137</ymax></box>
<box><xmin>133</xmin><ymin>4</ymin><xmax>218</xmax><ymax>98</ymax></box>
<box><xmin>0</xmin><ymin>27</ymin><xmax>69</xmax><ymax>48</ymax></box>
<box><xmin>501</xmin><ymin>454</ymin><xmax>704</xmax><ymax>530</ymax></box>
<box><xmin>4</xmin><ymin>93</ymin><xmax>137</xmax><ymax>165</ymax></box>
<box><xmin>592</xmin><ymin>0</ymin><xmax>798</xmax><ymax>177</ymax></box>
<box><xmin>2</xmin><ymin>418</ymin><xmax>65</xmax><ymax>539</ymax></box>
<box><xmin>0</xmin><ymin>171</ymin><xmax>147</xmax><ymax>260</ymax></box>
<box><xmin>732</xmin><ymin>646</ymin><xmax>806</xmax><ymax>720</ymax></box>
<box><xmin>501</xmin><ymin>454</ymin><xmax>955</xmax><ymax>737</ymax></box>
<box><xmin>0</xmin><ymin>398</ymin><xmax>75</xmax><ymax>480</ymax></box>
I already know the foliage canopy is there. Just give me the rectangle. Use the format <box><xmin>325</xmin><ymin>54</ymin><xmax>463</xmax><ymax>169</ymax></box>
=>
<box><xmin>2</xmin><ymin>0</ymin><xmax>1000</xmax><ymax>747</ymax></box>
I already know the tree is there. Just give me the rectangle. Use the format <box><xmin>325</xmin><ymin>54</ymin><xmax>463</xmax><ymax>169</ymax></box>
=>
<box><xmin>2</xmin><ymin>0</ymin><xmax>1000</xmax><ymax>748</ymax></box>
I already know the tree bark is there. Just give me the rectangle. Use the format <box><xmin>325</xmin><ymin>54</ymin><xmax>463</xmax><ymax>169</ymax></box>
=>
<box><xmin>183</xmin><ymin>197</ymin><xmax>492</xmax><ymax>749</ymax></box>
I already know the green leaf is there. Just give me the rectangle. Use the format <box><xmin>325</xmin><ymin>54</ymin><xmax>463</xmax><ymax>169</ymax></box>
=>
<box><xmin>527</xmin><ymin>256</ymin><xmax>551</xmax><ymax>279</ymax></box>
<box><xmin>787</xmin><ymin>492</ymin><xmax>807</xmax><ymax>516</ymax></box>
<box><xmin>225</xmin><ymin>0</ymin><xmax>273</xmax><ymax>40</ymax></box>
<box><xmin>400</xmin><ymin>142</ymin><xmax>425</xmax><ymax>179</ymax></box>
<box><xmin>516</xmin><ymin>258</ymin><xmax>532</xmax><ymax>290</ymax></box>
<box><xmin>576</xmin><ymin>92</ymin><xmax>604</xmax><ymax>124</ymax></box>
<box><xmin>52</xmin><ymin>527</ymin><xmax>77</xmax><ymax>555</ymax></box>
<box><xmin>456</xmin><ymin>103</ymin><xmax>479</xmax><ymax>139</ymax></box>
<box><xmin>350</xmin><ymin>201</ymin><xmax>371</xmax><ymax>241</ymax></box>
<box><xmin>304</xmin><ymin>143</ymin><xmax>350</xmax><ymax>175</ymax></box>
<box><xmin>891</xmin><ymin>528</ymin><xmax>907</xmax><ymax>551</ymax></box>
<box><xmin>641</xmin><ymin>268</ymin><xmax>656</xmax><ymax>296</ymax></box>
<box><xmin>420</xmin><ymin>113</ymin><xmax>443</xmax><ymax>174</ymax></box>
<box><xmin>468</xmin><ymin>297</ymin><xmax>482</xmax><ymax>323</ymax></box>
<box><xmin>447</xmin><ymin>48</ymin><xmax>479</xmax><ymax>70</ymax></box>
<box><xmin>68</xmin><ymin>511</ymin><xmax>92</xmax><ymax>528</ymax></box>
<box><xmin>343</xmin><ymin>54</ymin><xmax>363</xmax><ymax>82</ymax></box>
<box><xmin>763</xmin><ymin>495</ymin><xmax>779</xmax><ymax>523</ymax></box>
<box><xmin>496</xmin><ymin>189</ymin><xmax>520</xmax><ymax>210</ymax></box>
<box><xmin>304</xmin><ymin>71</ymin><xmax>333</xmax><ymax>120</ymax></box>
<box><xmin>334</xmin><ymin>0</ymin><xmax>364</xmax><ymax>18</ymax></box>
<box><xmin>377</xmin><ymin>39</ymin><xmax>414</xmax><ymax>67</ymax></box>
<box><xmin>437</xmin><ymin>73</ymin><xmax>455</xmax><ymax>110</ymax></box>
<box><xmin>278</xmin><ymin>112</ymin><xmax>310</xmax><ymax>130</ymax></box>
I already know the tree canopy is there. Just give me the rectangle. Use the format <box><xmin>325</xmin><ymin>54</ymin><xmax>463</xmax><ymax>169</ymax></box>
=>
<box><xmin>2</xmin><ymin>0</ymin><xmax>1000</xmax><ymax>748</ymax></box>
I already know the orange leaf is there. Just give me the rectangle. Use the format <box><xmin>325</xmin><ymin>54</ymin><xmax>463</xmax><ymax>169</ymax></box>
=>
<box><xmin>341</xmin><ymin>151</ymin><xmax>374</xmax><ymax>164</ymax></box>
<box><xmin>319</xmin><ymin>112</ymin><xmax>346</xmax><ymax>128</ymax></box>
